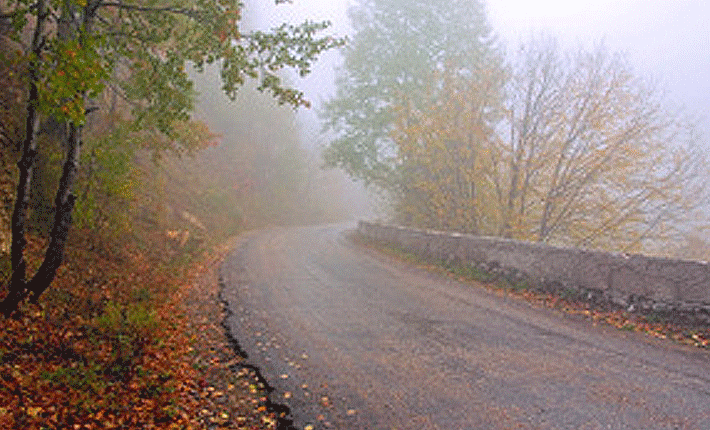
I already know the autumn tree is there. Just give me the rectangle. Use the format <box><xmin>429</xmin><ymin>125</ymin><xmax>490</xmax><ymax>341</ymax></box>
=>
<box><xmin>392</xmin><ymin>65</ymin><xmax>506</xmax><ymax>233</ymax></box>
<box><xmin>321</xmin><ymin>0</ymin><xmax>501</xmax><ymax>188</ymax></box>
<box><xmin>393</xmin><ymin>38</ymin><xmax>708</xmax><ymax>253</ymax></box>
<box><xmin>500</xmin><ymin>39</ymin><xmax>708</xmax><ymax>252</ymax></box>
<box><xmin>0</xmin><ymin>0</ymin><xmax>344</xmax><ymax>316</ymax></box>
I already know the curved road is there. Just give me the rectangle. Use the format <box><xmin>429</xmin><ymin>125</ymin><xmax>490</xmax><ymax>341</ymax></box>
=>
<box><xmin>220</xmin><ymin>223</ymin><xmax>710</xmax><ymax>429</ymax></box>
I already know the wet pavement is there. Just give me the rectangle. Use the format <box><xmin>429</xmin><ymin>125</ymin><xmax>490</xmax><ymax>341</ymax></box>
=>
<box><xmin>219</xmin><ymin>223</ymin><xmax>710</xmax><ymax>429</ymax></box>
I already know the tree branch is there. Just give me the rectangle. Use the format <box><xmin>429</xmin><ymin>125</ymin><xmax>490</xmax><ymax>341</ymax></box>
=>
<box><xmin>99</xmin><ymin>2</ymin><xmax>207</xmax><ymax>20</ymax></box>
<box><xmin>1</xmin><ymin>3</ymin><xmax>39</xmax><ymax>20</ymax></box>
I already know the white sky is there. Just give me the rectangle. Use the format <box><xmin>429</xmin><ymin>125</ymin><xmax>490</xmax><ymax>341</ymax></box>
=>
<box><xmin>246</xmin><ymin>0</ymin><xmax>710</xmax><ymax>140</ymax></box>
<box><xmin>487</xmin><ymin>0</ymin><xmax>710</xmax><ymax>117</ymax></box>
<box><xmin>488</xmin><ymin>0</ymin><xmax>629</xmax><ymax>22</ymax></box>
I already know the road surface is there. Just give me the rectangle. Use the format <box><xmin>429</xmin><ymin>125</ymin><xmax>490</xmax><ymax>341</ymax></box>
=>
<box><xmin>219</xmin><ymin>223</ymin><xmax>710</xmax><ymax>429</ymax></box>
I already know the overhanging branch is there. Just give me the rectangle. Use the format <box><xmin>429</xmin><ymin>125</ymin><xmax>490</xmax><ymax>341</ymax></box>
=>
<box><xmin>99</xmin><ymin>1</ymin><xmax>208</xmax><ymax>20</ymax></box>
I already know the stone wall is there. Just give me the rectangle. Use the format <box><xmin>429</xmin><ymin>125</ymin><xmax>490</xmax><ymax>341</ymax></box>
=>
<box><xmin>358</xmin><ymin>221</ymin><xmax>710</xmax><ymax>312</ymax></box>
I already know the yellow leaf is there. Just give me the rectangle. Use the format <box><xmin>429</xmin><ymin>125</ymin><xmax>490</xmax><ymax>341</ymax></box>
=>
<box><xmin>26</xmin><ymin>407</ymin><xmax>42</xmax><ymax>417</ymax></box>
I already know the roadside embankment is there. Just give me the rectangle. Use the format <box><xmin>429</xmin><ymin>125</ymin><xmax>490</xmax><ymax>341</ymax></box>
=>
<box><xmin>358</xmin><ymin>221</ymin><xmax>710</xmax><ymax>324</ymax></box>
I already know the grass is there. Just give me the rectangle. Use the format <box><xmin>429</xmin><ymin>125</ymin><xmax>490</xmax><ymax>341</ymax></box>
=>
<box><xmin>447</xmin><ymin>262</ymin><xmax>496</xmax><ymax>283</ymax></box>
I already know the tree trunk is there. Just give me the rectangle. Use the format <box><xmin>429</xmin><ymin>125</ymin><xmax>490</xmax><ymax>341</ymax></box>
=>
<box><xmin>2</xmin><ymin>122</ymin><xmax>83</xmax><ymax>315</ymax></box>
<box><xmin>1</xmin><ymin>0</ymin><xmax>98</xmax><ymax>317</ymax></box>
<box><xmin>27</xmin><ymin>123</ymin><xmax>82</xmax><ymax>303</ymax></box>
<box><xmin>1</xmin><ymin>0</ymin><xmax>47</xmax><ymax>317</ymax></box>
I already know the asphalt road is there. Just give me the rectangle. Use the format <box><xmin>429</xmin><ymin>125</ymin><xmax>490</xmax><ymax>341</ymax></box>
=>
<box><xmin>219</xmin><ymin>223</ymin><xmax>710</xmax><ymax>430</ymax></box>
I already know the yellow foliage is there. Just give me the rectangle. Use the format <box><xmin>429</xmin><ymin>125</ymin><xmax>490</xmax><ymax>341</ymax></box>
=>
<box><xmin>391</xmin><ymin>41</ymin><xmax>707</xmax><ymax>254</ymax></box>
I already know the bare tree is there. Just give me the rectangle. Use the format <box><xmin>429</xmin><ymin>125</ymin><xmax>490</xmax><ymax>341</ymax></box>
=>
<box><xmin>392</xmin><ymin>38</ymin><xmax>708</xmax><ymax>254</ymax></box>
<box><xmin>499</xmin><ymin>39</ymin><xmax>708</xmax><ymax>252</ymax></box>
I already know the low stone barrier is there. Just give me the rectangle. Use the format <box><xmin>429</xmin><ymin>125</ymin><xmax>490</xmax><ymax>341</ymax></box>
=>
<box><xmin>358</xmin><ymin>221</ymin><xmax>710</xmax><ymax>321</ymax></box>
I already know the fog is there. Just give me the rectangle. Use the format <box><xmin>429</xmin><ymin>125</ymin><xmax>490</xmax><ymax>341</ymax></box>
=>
<box><xmin>190</xmin><ymin>0</ymin><xmax>709</xmax><ymax>232</ymax></box>
<box><xmin>242</xmin><ymin>0</ymin><xmax>709</xmax><ymax>133</ymax></box>
<box><xmin>487</xmin><ymin>0</ymin><xmax>710</xmax><ymax>138</ymax></box>
<box><xmin>186</xmin><ymin>1</ymin><xmax>376</xmax><ymax>227</ymax></box>
<box><xmin>188</xmin><ymin>65</ymin><xmax>377</xmax><ymax>227</ymax></box>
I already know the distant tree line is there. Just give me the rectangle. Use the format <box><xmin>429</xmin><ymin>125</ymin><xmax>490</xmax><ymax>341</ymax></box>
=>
<box><xmin>322</xmin><ymin>0</ymin><xmax>708</xmax><ymax>255</ymax></box>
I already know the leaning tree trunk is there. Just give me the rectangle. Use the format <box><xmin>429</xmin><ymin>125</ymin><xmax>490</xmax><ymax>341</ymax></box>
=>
<box><xmin>1</xmin><ymin>0</ymin><xmax>47</xmax><ymax>317</ymax></box>
<box><xmin>2</xmin><ymin>122</ymin><xmax>84</xmax><ymax>316</ymax></box>
<box><xmin>1</xmin><ymin>0</ymin><xmax>97</xmax><ymax>316</ymax></box>
<box><xmin>26</xmin><ymin>122</ymin><xmax>82</xmax><ymax>303</ymax></box>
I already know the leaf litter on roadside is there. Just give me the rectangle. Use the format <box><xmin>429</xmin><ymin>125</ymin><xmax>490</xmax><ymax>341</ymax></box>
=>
<box><xmin>0</xmin><ymin>235</ymin><xmax>279</xmax><ymax>429</ymax></box>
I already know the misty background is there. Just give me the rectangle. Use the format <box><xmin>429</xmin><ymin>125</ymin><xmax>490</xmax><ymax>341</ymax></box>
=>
<box><xmin>245</xmin><ymin>0</ymin><xmax>709</xmax><ymax>138</ymax></box>
<box><xmin>188</xmin><ymin>0</ymin><xmax>709</xmax><ymax>253</ymax></box>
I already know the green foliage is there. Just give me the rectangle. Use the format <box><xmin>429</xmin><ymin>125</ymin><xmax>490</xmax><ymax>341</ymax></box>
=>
<box><xmin>321</xmin><ymin>0</ymin><xmax>501</xmax><ymax>187</ymax></box>
<box><xmin>37</xmin><ymin>34</ymin><xmax>109</xmax><ymax>125</ymax></box>
<box><xmin>103</xmin><ymin>0</ymin><xmax>344</xmax><ymax>142</ymax></box>
<box><xmin>38</xmin><ymin>297</ymin><xmax>162</xmax><ymax>414</ymax></box>
<box><xmin>560</xmin><ymin>288</ymin><xmax>581</xmax><ymax>301</ymax></box>
<box><xmin>2</xmin><ymin>0</ymin><xmax>345</xmax><ymax>171</ymax></box>
<box><xmin>1</xmin><ymin>0</ymin><xmax>345</xmax><ymax>313</ymax></box>
<box><xmin>92</xmin><ymin>301</ymin><xmax>159</xmax><ymax>366</ymax></box>
<box><xmin>131</xmin><ymin>287</ymin><xmax>153</xmax><ymax>304</ymax></box>
<box><xmin>449</xmin><ymin>263</ymin><xmax>496</xmax><ymax>284</ymax></box>
<box><xmin>502</xmin><ymin>277</ymin><xmax>530</xmax><ymax>292</ymax></box>
<box><xmin>94</xmin><ymin>301</ymin><xmax>158</xmax><ymax>337</ymax></box>
<box><xmin>621</xmin><ymin>323</ymin><xmax>636</xmax><ymax>331</ymax></box>
<box><xmin>41</xmin><ymin>363</ymin><xmax>106</xmax><ymax>392</ymax></box>
<box><xmin>72</xmin><ymin>124</ymin><xmax>140</xmax><ymax>234</ymax></box>
<box><xmin>4</xmin><ymin>0</ymin><xmax>344</xmax><ymax>181</ymax></box>
<box><xmin>41</xmin><ymin>361</ymin><xmax>171</xmax><ymax>414</ymax></box>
